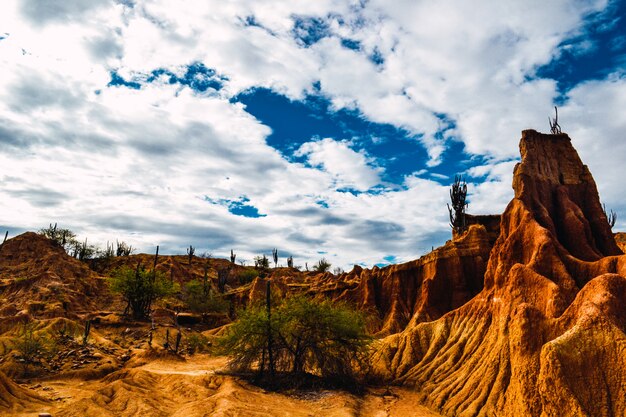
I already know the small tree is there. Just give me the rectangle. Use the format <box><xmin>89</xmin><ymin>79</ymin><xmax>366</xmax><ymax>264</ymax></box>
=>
<box><xmin>39</xmin><ymin>223</ymin><xmax>78</xmax><ymax>254</ymax></box>
<box><xmin>313</xmin><ymin>258</ymin><xmax>332</xmax><ymax>273</ymax></box>
<box><xmin>447</xmin><ymin>175</ymin><xmax>468</xmax><ymax>234</ymax></box>
<box><xmin>215</xmin><ymin>295</ymin><xmax>371</xmax><ymax>385</ymax></box>
<box><xmin>109</xmin><ymin>265</ymin><xmax>177</xmax><ymax>319</ymax></box>
<box><xmin>183</xmin><ymin>279</ymin><xmax>229</xmax><ymax>314</ymax></box>
<box><xmin>254</xmin><ymin>255</ymin><xmax>270</xmax><ymax>269</ymax></box>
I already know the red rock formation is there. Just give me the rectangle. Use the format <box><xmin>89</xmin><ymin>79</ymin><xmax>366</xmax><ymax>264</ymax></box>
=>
<box><xmin>304</xmin><ymin>222</ymin><xmax>495</xmax><ymax>335</ymax></box>
<box><xmin>372</xmin><ymin>130</ymin><xmax>626</xmax><ymax>416</ymax></box>
<box><xmin>0</xmin><ymin>232</ymin><xmax>108</xmax><ymax>318</ymax></box>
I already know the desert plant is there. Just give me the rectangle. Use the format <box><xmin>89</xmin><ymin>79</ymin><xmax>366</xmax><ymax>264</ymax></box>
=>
<box><xmin>187</xmin><ymin>245</ymin><xmax>195</xmax><ymax>265</ymax></box>
<box><xmin>82</xmin><ymin>320</ymin><xmax>91</xmax><ymax>345</ymax></box>
<box><xmin>116</xmin><ymin>240</ymin><xmax>134</xmax><ymax>256</ymax></box>
<box><xmin>549</xmin><ymin>106</ymin><xmax>562</xmax><ymax>134</ymax></box>
<box><xmin>39</xmin><ymin>223</ymin><xmax>78</xmax><ymax>254</ymax></box>
<box><xmin>313</xmin><ymin>258</ymin><xmax>332</xmax><ymax>273</ymax></box>
<box><xmin>109</xmin><ymin>264</ymin><xmax>177</xmax><ymax>319</ymax></box>
<box><xmin>215</xmin><ymin>295</ymin><xmax>371</xmax><ymax>385</ymax></box>
<box><xmin>272</xmin><ymin>248</ymin><xmax>278</xmax><ymax>268</ymax></box>
<box><xmin>238</xmin><ymin>268</ymin><xmax>259</xmax><ymax>285</ymax></box>
<box><xmin>603</xmin><ymin>204</ymin><xmax>617</xmax><ymax>229</ymax></box>
<box><xmin>287</xmin><ymin>256</ymin><xmax>294</xmax><ymax>268</ymax></box>
<box><xmin>13</xmin><ymin>323</ymin><xmax>46</xmax><ymax>369</ymax></box>
<box><xmin>230</xmin><ymin>249</ymin><xmax>236</xmax><ymax>264</ymax></box>
<box><xmin>183</xmin><ymin>279</ymin><xmax>229</xmax><ymax>314</ymax></box>
<box><xmin>187</xmin><ymin>333</ymin><xmax>210</xmax><ymax>353</ymax></box>
<box><xmin>447</xmin><ymin>175</ymin><xmax>468</xmax><ymax>234</ymax></box>
<box><xmin>255</xmin><ymin>255</ymin><xmax>270</xmax><ymax>269</ymax></box>
<box><xmin>333</xmin><ymin>267</ymin><xmax>344</xmax><ymax>275</ymax></box>
<box><xmin>217</xmin><ymin>267</ymin><xmax>230</xmax><ymax>293</ymax></box>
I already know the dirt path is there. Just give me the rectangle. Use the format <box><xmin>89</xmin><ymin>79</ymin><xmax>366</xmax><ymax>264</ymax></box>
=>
<box><xmin>6</xmin><ymin>354</ymin><xmax>443</xmax><ymax>417</ymax></box>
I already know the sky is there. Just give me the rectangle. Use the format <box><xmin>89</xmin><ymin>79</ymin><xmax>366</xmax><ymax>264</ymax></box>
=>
<box><xmin>1</xmin><ymin>0</ymin><xmax>626</xmax><ymax>269</ymax></box>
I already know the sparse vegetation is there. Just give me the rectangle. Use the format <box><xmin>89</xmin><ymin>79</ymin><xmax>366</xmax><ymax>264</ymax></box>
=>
<box><xmin>215</xmin><ymin>295</ymin><xmax>371</xmax><ymax>386</ymax></box>
<box><xmin>238</xmin><ymin>268</ymin><xmax>259</xmax><ymax>285</ymax></box>
<box><xmin>312</xmin><ymin>258</ymin><xmax>332</xmax><ymax>273</ymax></box>
<box><xmin>183</xmin><ymin>279</ymin><xmax>230</xmax><ymax>314</ymax></box>
<box><xmin>255</xmin><ymin>255</ymin><xmax>270</xmax><ymax>269</ymax></box>
<box><xmin>13</xmin><ymin>323</ymin><xmax>46</xmax><ymax>370</ymax></box>
<box><xmin>109</xmin><ymin>265</ymin><xmax>178</xmax><ymax>319</ymax></box>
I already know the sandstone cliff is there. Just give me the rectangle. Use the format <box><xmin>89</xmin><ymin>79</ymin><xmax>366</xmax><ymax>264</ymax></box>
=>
<box><xmin>372</xmin><ymin>130</ymin><xmax>626</xmax><ymax>416</ymax></box>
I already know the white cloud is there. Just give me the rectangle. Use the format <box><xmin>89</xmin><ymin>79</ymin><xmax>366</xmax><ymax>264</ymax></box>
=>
<box><xmin>295</xmin><ymin>138</ymin><xmax>382</xmax><ymax>191</ymax></box>
<box><xmin>0</xmin><ymin>0</ymin><xmax>621</xmax><ymax>270</ymax></box>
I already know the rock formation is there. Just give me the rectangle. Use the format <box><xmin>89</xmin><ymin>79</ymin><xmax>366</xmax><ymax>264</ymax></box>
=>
<box><xmin>372</xmin><ymin>130</ymin><xmax>626</xmax><ymax>416</ymax></box>
<box><xmin>0</xmin><ymin>232</ymin><xmax>108</xmax><ymax>318</ymax></box>
<box><xmin>305</xmin><ymin>222</ymin><xmax>496</xmax><ymax>336</ymax></box>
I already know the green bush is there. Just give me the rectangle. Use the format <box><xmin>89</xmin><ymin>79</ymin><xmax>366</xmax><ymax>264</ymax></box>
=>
<box><xmin>183</xmin><ymin>279</ymin><xmax>229</xmax><ymax>314</ymax></box>
<box><xmin>238</xmin><ymin>269</ymin><xmax>259</xmax><ymax>285</ymax></box>
<box><xmin>215</xmin><ymin>295</ymin><xmax>371</xmax><ymax>384</ymax></box>
<box><xmin>186</xmin><ymin>333</ymin><xmax>210</xmax><ymax>354</ymax></box>
<box><xmin>109</xmin><ymin>265</ymin><xmax>177</xmax><ymax>319</ymax></box>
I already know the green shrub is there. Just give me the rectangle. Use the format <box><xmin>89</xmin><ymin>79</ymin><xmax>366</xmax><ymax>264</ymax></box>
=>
<box><xmin>238</xmin><ymin>269</ymin><xmax>259</xmax><ymax>285</ymax></box>
<box><xmin>183</xmin><ymin>279</ymin><xmax>229</xmax><ymax>314</ymax></box>
<box><xmin>215</xmin><ymin>295</ymin><xmax>371</xmax><ymax>384</ymax></box>
<box><xmin>186</xmin><ymin>333</ymin><xmax>210</xmax><ymax>354</ymax></box>
<box><xmin>109</xmin><ymin>265</ymin><xmax>178</xmax><ymax>319</ymax></box>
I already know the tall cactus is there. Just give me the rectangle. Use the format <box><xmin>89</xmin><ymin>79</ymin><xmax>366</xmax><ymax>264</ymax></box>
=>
<box><xmin>447</xmin><ymin>175</ymin><xmax>468</xmax><ymax>235</ymax></box>
<box><xmin>287</xmin><ymin>256</ymin><xmax>293</xmax><ymax>268</ymax></box>
<box><xmin>272</xmin><ymin>248</ymin><xmax>278</xmax><ymax>268</ymax></box>
<box><xmin>266</xmin><ymin>280</ymin><xmax>274</xmax><ymax>378</ymax></box>
<box><xmin>230</xmin><ymin>249</ymin><xmax>236</xmax><ymax>264</ymax></box>
<box><xmin>187</xmin><ymin>245</ymin><xmax>195</xmax><ymax>266</ymax></box>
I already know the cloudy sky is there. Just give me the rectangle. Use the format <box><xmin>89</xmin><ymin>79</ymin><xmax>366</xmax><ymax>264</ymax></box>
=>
<box><xmin>1</xmin><ymin>0</ymin><xmax>625</xmax><ymax>269</ymax></box>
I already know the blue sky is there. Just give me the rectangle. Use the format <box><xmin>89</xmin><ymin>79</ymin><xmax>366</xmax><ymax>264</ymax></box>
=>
<box><xmin>0</xmin><ymin>0</ymin><xmax>625</xmax><ymax>269</ymax></box>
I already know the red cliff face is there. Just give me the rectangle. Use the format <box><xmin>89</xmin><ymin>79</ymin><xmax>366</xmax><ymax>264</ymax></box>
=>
<box><xmin>372</xmin><ymin>130</ymin><xmax>626</xmax><ymax>416</ymax></box>
<box><xmin>306</xmin><ymin>223</ymin><xmax>495</xmax><ymax>336</ymax></box>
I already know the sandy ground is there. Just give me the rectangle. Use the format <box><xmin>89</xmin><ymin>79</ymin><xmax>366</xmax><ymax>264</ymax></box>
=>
<box><xmin>6</xmin><ymin>354</ymin><xmax>442</xmax><ymax>417</ymax></box>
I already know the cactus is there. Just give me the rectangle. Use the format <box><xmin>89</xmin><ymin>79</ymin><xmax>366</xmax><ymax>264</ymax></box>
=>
<box><xmin>116</xmin><ymin>240</ymin><xmax>134</xmax><ymax>256</ymax></box>
<box><xmin>287</xmin><ymin>256</ymin><xmax>293</xmax><ymax>268</ymax></box>
<box><xmin>447</xmin><ymin>175</ymin><xmax>468</xmax><ymax>235</ymax></box>
<box><xmin>266</xmin><ymin>280</ymin><xmax>274</xmax><ymax>377</ymax></box>
<box><xmin>218</xmin><ymin>267</ymin><xmax>229</xmax><ymax>293</ymax></box>
<box><xmin>549</xmin><ymin>106</ymin><xmax>562</xmax><ymax>134</ymax></box>
<box><xmin>603</xmin><ymin>204</ymin><xmax>617</xmax><ymax>229</ymax></box>
<box><xmin>187</xmin><ymin>245</ymin><xmax>195</xmax><ymax>265</ymax></box>
<box><xmin>272</xmin><ymin>248</ymin><xmax>278</xmax><ymax>268</ymax></box>
<box><xmin>230</xmin><ymin>249</ymin><xmax>236</xmax><ymax>264</ymax></box>
<box><xmin>82</xmin><ymin>319</ymin><xmax>91</xmax><ymax>345</ymax></box>
<box><xmin>175</xmin><ymin>330</ymin><xmax>182</xmax><ymax>354</ymax></box>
